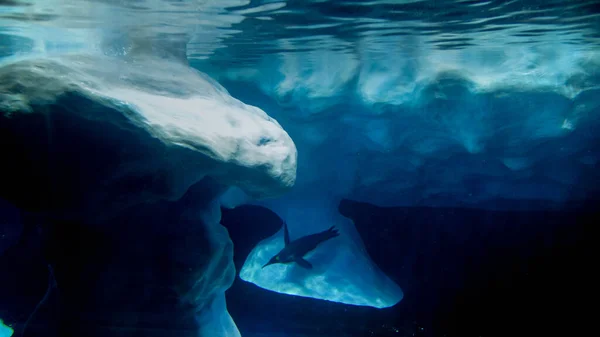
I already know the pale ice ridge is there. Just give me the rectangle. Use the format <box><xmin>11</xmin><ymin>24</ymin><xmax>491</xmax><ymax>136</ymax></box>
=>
<box><xmin>0</xmin><ymin>54</ymin><xmax>297</xmax><ymax>199</ymax></box>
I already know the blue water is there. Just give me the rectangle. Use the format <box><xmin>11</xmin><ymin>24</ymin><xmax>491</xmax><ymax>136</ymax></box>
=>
<box><xmin>0</xmin><ymin>1</ymin><xmax>598</xmax><ymax>337</ymax></box>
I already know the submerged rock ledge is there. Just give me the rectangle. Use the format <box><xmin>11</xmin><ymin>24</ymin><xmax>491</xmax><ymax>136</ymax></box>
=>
<box><xmin>0</xmin><ymin>54</ymin><xmax>297</xmax><ymax>337</ymax></box>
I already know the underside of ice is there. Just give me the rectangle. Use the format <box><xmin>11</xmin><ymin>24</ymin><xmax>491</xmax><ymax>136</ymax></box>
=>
<box><xmin>240</xmin><ymin>219</ymin><xmax>403</xmax><ymax>309</ymax></box>
<box><xmin>210</xmin><ymin>45</ymin><xmax>600</xmax><ymax>208</ymax></box>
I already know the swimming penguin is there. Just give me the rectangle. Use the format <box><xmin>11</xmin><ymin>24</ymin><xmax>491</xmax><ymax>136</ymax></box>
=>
<box><xmin>262</xmin><ymin>221</ymin><xmax>340</xmax><ymax>269</ymax></box>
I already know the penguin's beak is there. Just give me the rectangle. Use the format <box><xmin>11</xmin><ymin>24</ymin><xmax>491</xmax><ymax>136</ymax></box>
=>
<box><xmin>262</xmin><ymin>259</ymin><xmax>275</xmax><ymax>269</ymax></box>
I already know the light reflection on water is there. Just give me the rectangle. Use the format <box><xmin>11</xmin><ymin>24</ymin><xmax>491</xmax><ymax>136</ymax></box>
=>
<box><xmin>0</xmin><ymin>0</ymin><xmax>598</xmax><ymax>62</ymax></box>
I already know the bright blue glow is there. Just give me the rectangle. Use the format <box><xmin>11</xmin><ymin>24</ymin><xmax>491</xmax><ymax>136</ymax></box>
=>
<box><xmin>240</xmin><ymin>198</ymin><xmax>403</xmax><ymax>309</ymax></box>
<box><xmin>0</xmin><ymin>319</ymin><xmax>13</xmax><ymax>337</ymax></box>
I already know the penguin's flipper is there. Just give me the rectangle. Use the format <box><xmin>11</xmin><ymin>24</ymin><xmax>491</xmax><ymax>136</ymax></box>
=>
<box><xmin>295</xmin><ymin>257</ymin><xmax>313</xmax><ymax>269</ymax></box>
<box><xmin>283</xmin><ymin>221</ymin><xmax>290</xmax><ymax>246</ymax></box>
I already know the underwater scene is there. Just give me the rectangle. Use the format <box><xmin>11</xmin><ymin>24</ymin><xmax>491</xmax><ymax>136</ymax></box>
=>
<box><xmin>0</xmin><ymin>0</ymin><xmax>598</xmax><ymax>336</ymax></box>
